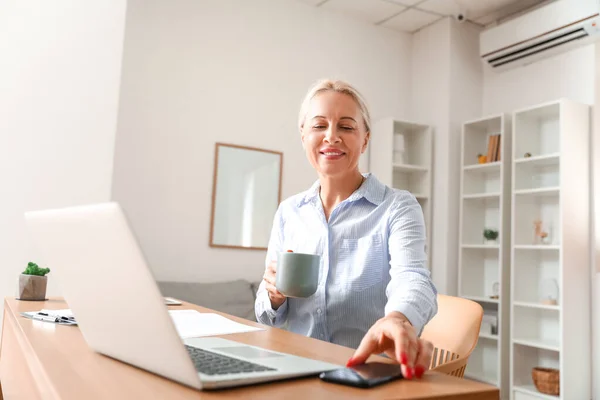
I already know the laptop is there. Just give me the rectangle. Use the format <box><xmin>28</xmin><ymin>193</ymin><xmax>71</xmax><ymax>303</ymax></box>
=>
<box><xmin>24</xmin><ymin>202</ymin><xmax>340</xmax><ymax>390</ymax></box>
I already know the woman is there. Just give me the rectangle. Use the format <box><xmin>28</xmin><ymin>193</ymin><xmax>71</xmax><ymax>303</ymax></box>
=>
<box><xmin>254</xmin><ymin>79</ymin><xmax>438</xmax><ymax>380</ymax></box>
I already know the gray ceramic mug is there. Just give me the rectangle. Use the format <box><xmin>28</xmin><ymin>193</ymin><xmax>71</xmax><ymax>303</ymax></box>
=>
<box><xmin>275</xmin><ymin>252</ymin><xmax>320</xmax><ymax>298</ymax></box>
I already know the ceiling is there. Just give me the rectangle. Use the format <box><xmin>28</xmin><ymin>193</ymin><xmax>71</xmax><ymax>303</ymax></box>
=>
<box><xmin>296</xmin><ymin>0</ymin><xmax>550</xmax><ymax>33</ymax></box>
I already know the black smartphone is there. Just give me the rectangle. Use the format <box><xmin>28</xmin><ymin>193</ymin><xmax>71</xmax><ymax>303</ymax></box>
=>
<box><xmin>319</xmin><ymin>362</ymin><xmax>403</xmax><ymax>388</ymax></box>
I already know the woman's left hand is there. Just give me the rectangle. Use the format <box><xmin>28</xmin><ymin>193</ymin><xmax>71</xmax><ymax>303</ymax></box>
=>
<box><xmin>346</xmin><ymin>312</ymin><xmax>433</xmax><ymax>379</ymax></box>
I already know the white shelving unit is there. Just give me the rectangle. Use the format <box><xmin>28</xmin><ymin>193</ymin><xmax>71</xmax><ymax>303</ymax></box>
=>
<box><xmin>510</xmin><ymin>99</ymin><xmax>590</xmax><ymax>400</ymax></box>
<box><xmin>369</xmin><ymin>118</ymin><xmax>433</xmax><ymax>268</ymax></box>
<box><xmin>458</xmin><ymin>114</ymin><xmax>511</xmax><ymax>397</ymax></box>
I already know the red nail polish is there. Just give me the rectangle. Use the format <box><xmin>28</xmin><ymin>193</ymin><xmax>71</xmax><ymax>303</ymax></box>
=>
<box><xmin>346</xmin><ymin>358</ymin><xmax>355</xmax><ymax>367</ymax></box>
<box><xmin>405</xmin><ymin>367</ymin><xmax>413</xmax><ymax>379</ymax></box>
<box><xmin>415</xmin><ymin>365</ymin><xmax>425</xmax><ymax>378</ymax></box>
<box><xmin>400</xmin><ymin>352</ymin><xmax>408</xmax><ymax>364</ymax></box>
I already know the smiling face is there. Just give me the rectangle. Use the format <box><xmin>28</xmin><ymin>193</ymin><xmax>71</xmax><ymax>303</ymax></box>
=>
<box><xmin>300</xmin><ymin>91</ymin><xmax>370</xmax><ymax>178</ymax></box>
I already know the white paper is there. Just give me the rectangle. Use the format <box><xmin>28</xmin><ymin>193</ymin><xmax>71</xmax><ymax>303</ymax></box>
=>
<box><xmin>164</xmin><ymin>297</ymin><xmax>182</xmax><ymax>305</ymax></box>
<box><xmin>41</xmin><ymin>308</ymin><xmax>75</xmax><ymax>319</ymax></box>
<box><xmin>168</xmin><ymin>310</ymin><xmax>263</xmax><ymax>338</ymax></box>
<box><xmin>21</xmin><ymin>309</ymin><xmax>77</xmax><ymax>325</ymax></box>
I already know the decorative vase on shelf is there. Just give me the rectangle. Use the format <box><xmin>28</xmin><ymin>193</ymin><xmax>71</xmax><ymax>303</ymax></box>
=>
<box><xmin>540</xmin><ymin>278</ymin><xmax>559</xmax><ymax>306</ymax></box>
<box><xmin>489</xmin><ymin>282</ymin><xmax>499</xmax><ymax>300</ymax></box>
<box><xmin>481</xmin><ymin>312</ymin><xmax>498</xmax><ymax>335</ymax></box>
<box><xmin>393</xmin><ymin>133</ymin><xmax>406</xmax><ymax>164</ymax></box>
<box><xmin>533</xmin><ymin>219</ymin><xmax>552</xmax><ymax>245</ymax></box>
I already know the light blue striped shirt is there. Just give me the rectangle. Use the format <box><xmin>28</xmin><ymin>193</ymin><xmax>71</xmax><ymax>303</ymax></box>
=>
<box><xmin>254</xmin><ymin>173</ymin><xmax>437</xmax><ymax>349</ymax></box>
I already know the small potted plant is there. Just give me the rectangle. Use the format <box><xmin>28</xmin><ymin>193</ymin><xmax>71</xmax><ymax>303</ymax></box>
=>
<box><xmin>483</xmin><ymin>229</ymin><xmax>499</xmax><ymax>244</ymax></box>
<box><xmin>18</xmin><ymin>262</ymin><xmax>50</xmax><ymax>301</ymax></box>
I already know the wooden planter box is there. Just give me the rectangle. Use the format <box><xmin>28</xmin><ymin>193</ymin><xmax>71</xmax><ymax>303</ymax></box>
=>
<box><xmin>18</xmin><ymin>274</ymin><xmax>47</xmax><ymax>301</ymax></box>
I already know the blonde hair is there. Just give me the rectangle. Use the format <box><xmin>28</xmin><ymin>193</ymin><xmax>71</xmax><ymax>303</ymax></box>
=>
<box><xmin>298</xmin><ymin>79</ymin><xmax>371</xmax><ymax>133</ymax></box>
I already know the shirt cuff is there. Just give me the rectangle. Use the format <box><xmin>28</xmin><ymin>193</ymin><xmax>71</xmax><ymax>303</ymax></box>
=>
<box><xmin>266</xmin><ymin>301</ymin><xmax>288</xmax><ymax>324</ymax></box>
<box><xmin>259</xmin><ymin>290</ymin><xmax>288</xmax><ymax>327</ymax></box>
<box><xmin>385</xmin><ymin>302</ymin><xmax>425</xmax><ymax>336</ymax></box>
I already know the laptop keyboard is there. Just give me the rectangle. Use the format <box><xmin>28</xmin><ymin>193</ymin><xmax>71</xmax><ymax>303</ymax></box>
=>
<box><xmin>185</xmin><ymin>345</ymin><xmax>277</xmax><ymax>375</ymax></box>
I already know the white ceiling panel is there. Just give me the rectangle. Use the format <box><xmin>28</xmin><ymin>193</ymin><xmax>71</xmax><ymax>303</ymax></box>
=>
<box><xmin>321</xmin><ymin>0</ymin><xmax>406</xmax><ymax>24</ymax></box>
<box><xmin>471</xmin><ymin>0</ymin><xmax>548</xmax><ymax>24</ymax></box>
<box><xmin>453</xmin><ymin>0</ymin><xmax>546</xmax><ymax>20</ymax></box>
<box><xmin>295</xmin><ymin>0</ymin><xmax>548</xmax><ymax>31</ymax></box>
<box><xmin>382</xmin><ymin>8</ymin><xmax>441</xmax><ymax>32</ymax></box>
<box><xmin>416</xmin><ymin>0</ymin><xmax>461</xmax><ymax>16</ymax></box>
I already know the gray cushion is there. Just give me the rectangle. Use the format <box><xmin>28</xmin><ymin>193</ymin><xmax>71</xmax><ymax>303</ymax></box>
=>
<box><xmin>250</xmin><ymin>281</ymin><xmax>262</xmax><ymax>297</ymax></box>
<box><xmin>157</xmin><ymin>279</ymin><xmax>256</xmax><ymax>322</ymax></box>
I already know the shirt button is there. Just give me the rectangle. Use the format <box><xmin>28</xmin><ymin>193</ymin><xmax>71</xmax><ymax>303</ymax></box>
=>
<box><xmin>317</xmin><ymin>308</ymin><xmax>322</xmax><ymax>315</ymax></box>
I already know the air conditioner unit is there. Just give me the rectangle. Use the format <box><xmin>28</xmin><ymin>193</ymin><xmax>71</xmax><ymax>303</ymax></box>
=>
<box><xmin>480</xmin><ymin>0</ymin><xmax>600</xmax><ymax>71</ymax></box>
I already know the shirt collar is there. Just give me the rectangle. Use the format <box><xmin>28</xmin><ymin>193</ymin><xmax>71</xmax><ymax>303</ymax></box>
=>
<box><xmin>296</xmin><ymin>173</ymin><xmax>386</xmax><ymax>207</ymax></box>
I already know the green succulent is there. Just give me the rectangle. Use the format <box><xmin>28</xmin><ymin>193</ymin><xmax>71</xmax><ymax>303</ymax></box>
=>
<box><xmin>483</xmin><ymin>229</ymin><xmax>499</xmax><ymax>240</ymax></box>
<box><xmin>23</xmin><ymin>262</ymin><xmax>50</xmax><ymax>276</ymax></box>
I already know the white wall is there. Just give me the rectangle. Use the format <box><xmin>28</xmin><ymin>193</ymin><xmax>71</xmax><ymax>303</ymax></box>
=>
<box><xmin>483</xmin><ymin>44</ymin><xmax>595</xmax><ymax>115</ymax></box>
<box><xmin>0</xmin><ymin>1</ymin><xmax>126</xmax><ymax>322</ymax></box>
<box><xmin>112</xmin><ymin>0</ymin><xmax>412</xmax><ymax>283</ymax></box>
<box><xmin>410</xmin><ymin>18</ymin><xmax>482</xmax><ymax>295</ymax></box>
<box><xmin>592</xmin><ymin>41</ymin><xmax>600</xmax><ymax>400</ymax></box>
<box><xmin>410</xmin><ymin>19</ymin><xmax>452</xmax><ymax>294</ymax></box>
<box><xmin>447</xmin><ymin>21</ymin><xmax>484</xmax><ymax>295</ymax></box>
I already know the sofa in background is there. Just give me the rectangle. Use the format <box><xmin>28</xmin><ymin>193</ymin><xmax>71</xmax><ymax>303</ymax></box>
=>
<box><xmin>157</xmin><ymin>279</ymin><xmax>260</xmax><ymax>322</ymax></box>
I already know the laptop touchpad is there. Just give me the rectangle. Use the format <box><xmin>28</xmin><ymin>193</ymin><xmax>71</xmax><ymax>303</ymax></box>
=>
<box><xmin>213</xmin><ymin>346</ymin><xmax>285</xmax><ymax>359</ymax></box>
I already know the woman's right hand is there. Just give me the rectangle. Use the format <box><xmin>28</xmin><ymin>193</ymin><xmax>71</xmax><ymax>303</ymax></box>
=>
<box><xmin>263</xmin><ymin>260</ymin><xmax>287</xmax><ymax>310</ymax></box>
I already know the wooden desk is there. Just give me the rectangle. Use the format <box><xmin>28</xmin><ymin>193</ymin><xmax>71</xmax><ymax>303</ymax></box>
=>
<box><xmin>0</xmin><ymin>297</ymin><xmax>498</xmax><ymax>400</ymax></box>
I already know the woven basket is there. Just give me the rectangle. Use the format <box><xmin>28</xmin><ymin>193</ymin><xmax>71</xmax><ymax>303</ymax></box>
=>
<box><xmin>532</xmin><ymin>367</ymin><xmax>559</xmax><ymax>396</ymax></box>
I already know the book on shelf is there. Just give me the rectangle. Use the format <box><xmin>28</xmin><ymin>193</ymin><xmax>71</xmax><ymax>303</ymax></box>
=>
<box><xmin>496</xmin><ymin>135</ymin><xmax>502</xmax><ymax>161</ymax></box>
<box><xmin>485</xmin><ymin>134</ymin><xmax>501</xmax><ymax>162</ymax></box>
